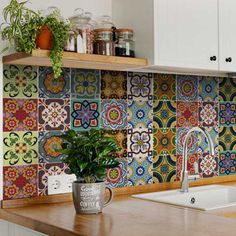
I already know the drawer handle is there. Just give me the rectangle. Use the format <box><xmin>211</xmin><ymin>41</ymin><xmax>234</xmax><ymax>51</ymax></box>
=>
<box><xmin>226</xmin><ymin>57</ymin><xmax>232</xmax><ymax>63</ymax></box>
<box><xmin>210</xmin><ymin>56</ymin><xmax>217</xmax><ymax>61</ymax></box>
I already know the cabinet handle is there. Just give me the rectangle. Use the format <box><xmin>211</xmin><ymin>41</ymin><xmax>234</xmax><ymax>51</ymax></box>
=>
<box><xmin>226</xmin><ymin>57</ymin><xmax>232</xmax><ymax>63</ymax></box>
<box><xmin>210</xmin><ymin>56</ymin><xmax>217</xmax><ymax>61</ymax></box>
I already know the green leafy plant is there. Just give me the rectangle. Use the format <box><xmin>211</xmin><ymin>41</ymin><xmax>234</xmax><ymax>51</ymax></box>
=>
<box><xmin>1</xmin><ymin>0</ymin><xmax>70</xmax><ymax>78</ymax></box>
<box><xmin>43</xmin><ymin>10</ymin><xmax>70</xmax><ymax>78</ymax></box>
<box><xmin>59</xmin><ymin>129</ymin><xmax>120</xmax><ymax>183</ymax></box>
<box><xmin>1</xmin><ymin>0</ymin><xmax>41</xmax><ymax>53</ymax></box>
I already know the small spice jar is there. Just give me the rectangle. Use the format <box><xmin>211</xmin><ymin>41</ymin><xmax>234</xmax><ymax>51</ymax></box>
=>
<box><xmin>93</xmin><ymin>28</ymin><xmax>115</xmax><ymax>56</ymax></box>
<box><xmin>115</xmin><ymin>28</ymin><xmax>135</xmax><ymax>57</ymax></box>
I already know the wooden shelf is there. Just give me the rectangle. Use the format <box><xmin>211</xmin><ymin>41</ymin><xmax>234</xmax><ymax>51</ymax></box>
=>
<box><xmin>2</xmin><ymin>49</ymin><xmax>148</xmax><ymax>71</ymax></box>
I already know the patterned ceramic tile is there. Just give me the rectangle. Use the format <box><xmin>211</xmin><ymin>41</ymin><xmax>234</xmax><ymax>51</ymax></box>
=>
<box><xmin>39</xmin><ymin>131</ymin><xmax>66</xmax><ymax>163</ymax></box>
<box><xmin>176</xmin><ymin>75</ymin><xmax>198</xmax><ymax>101</ymax></box>
<box><xmin>198</xmin><ymin>127</ymin><xmax>218</xmax><ymax>155</ymax></box>
<box><xmin>219</xmin><ymin>102</ymin><xmax>236</xmax><ymax>126</ymax></box>
<box><xmin>3</xmin><ymin>165</ymin><xmax>38</xmax><ymax>200</ymax></box>
<box><xmin>3</xmin><ymin>131</ymin><xmax>38</xmax><ymax>166</ymax></box>
<box><xmin>153</xmin><ymin>74</ymin><xmax>176</xmax><ymax>100</ymax></box>
<box><xmin>127</xmin><ymin>129</ymin><xmax>153</xmax><ymax>158</ymax></box>
<box><xmin>152</xmin><ymin>155</ymin><xmax>176</xmax><ymax>183</ymax></box>
<box><xmin>38</xmin><ymin>99</ymin><xmax>70</xmax><ymax>131</ymax></box>
<box><xmin>3</xmin><ymin>65</ymin><xmax>38</xmax><ymax>98</ymax></box>
<box><xmin>101</xmin><ymin>70</ymin><xmax>127</xmax><ymax>99</ymax></box>
<box><xmin>106</xmin><ymin>158</ymin><xmax>128</xmax><ymax>188</ymax></box>
<box><xmin>127</xmin><ymin>72</ymin><xmax>153</xmax><ymax>100</ymax></box>
<box><xmin>198</xmin><ymin>152</ymin><xmax>218</xmax><ymax>178</ymax></box>
<box><xmin>101</xmin><ymin>100</ymin><xmax>127</xmax><ymax>130</ymax></box>
<box><xmin>176</xmin><ymin>102</ymin><xmax>198</xmax><ymax>128</ymax></box>
<box><xmin>176</xmin><ymin>128</ymin><xmax>198</xmax><ymax>155</ymax></box>
<box><xmin>198</xmin><ymin>76</ymin><xmax>219</xmax><ymax>102</ymax></box>
<box><xmin>219</xmin><ymin>127</ymin><xmax>236</xmax><ymax>151</ymax></box>
<box><xmin>127</xmin><ymin>100</ymin><xmax>153</xmax><ymax>129</ymax></box>
<box><xmin>219</xmin><ymin>151</ymin><xmax>236</xmax><ymax>176</ymax></box>
<box><xmin>153</xmin><ymin>128</ymin><xmax>176</xmax><ymax>156</ymax></box>
<box><xmin>219</xmin><ymin>77</ymin><xmax>236</xmax><ymax>102</ymax></box>
<box><xmin>38</xmin><ymin>163</ymin><xmax>71</xmax><ymax>196</ymax></box>
<box><xmin>153</xmin><ymin>100</ymin><xmax>176</xmax><ymax>128</ymax></box>
<box><xmin>71</xmin><ymin>68</ymin><xmax>100</xmax><ymax>99</ymax></box>
<box><xmin>176</xmin><ymin>154</ymin><xmax>198</xmax><ymax>181</ymax></box>
<box><xmin>199</xmin><ymin>102</ymin><xmax>218</xmax><ymax>127</ymax></box>
<box><xmin>101</xmin><ymin>130</ymin><xmax>127</xmax><ymax>157</ymax></box>
<box><xmin>127</xmin><ymin>156</ymin><xmax>153</xmax><ymax>186</ymax></box>
<box><xmin>3</xmin><ymin>98</ymin><xmax>38</xmax><ymax>132</ymax></box>
<box><xmin>38</xmin><ymin>67</ymin><xmax>70</xmax><ymax>99</ymax></box>
<box><xmin>71</xmin><ymin>99</ymin><xmax>100</xmax><ymax>130</ymax></box>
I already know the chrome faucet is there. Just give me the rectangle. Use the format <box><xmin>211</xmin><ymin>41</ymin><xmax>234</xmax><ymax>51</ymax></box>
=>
<box><xmin>180</xmin><ymin>127</ymin><xmax>214</xmax><ymax>192</ymax></box>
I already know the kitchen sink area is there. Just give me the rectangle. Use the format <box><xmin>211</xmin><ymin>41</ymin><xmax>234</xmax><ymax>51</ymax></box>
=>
<box><xmin>132</xmin><ymin>185</ymin><xmax>236</xmax><ymax>211</ymax></box>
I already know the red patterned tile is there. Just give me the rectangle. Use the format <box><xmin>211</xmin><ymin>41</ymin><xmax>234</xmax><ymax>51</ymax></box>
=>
<box><xmin>199</xmin><ymin>102</ymin><xmax>218</xmax><ymax>127</ymax></box>
<box><xmin>3</xmin><ymin>98</ymin><xmax>38</xmax><ymax>132</ymax></box>
<box><xmin>38</xmin><ymin>99</ymin><xmax>70</xmax><ymax>131</ymax></box>
<box><xmin>3</xmin><ymin>165</ymin><xmax>38</xmax><ymax>200</ymax></box>
<box><xmin>177</xmin><ymin>102</ymin><xmax>198</xmax><ymax>127</ymax></box>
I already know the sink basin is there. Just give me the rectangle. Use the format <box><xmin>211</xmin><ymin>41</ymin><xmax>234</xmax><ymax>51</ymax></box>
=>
<box><xmin>132</xmin><ymin>185</ymin><xmax>236</xmax><ymax>211</ymax></box>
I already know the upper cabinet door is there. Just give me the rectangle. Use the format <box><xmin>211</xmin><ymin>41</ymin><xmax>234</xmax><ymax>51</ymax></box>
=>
<box><xmin>219</xmin><ymin>0</ymin><xmax>236</xmax><ymax>72</ymax></box>
<box><xmin>155</xmin><ymin>0</ymin><xmax>219</xmax><ymax>70</ymax></box>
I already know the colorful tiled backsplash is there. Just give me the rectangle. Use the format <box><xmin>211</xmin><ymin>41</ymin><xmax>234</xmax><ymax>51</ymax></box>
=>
<box><xmin>2</xmin><ymin>64</ymin><xmax>236</xmax><ymax>200</ymax></box>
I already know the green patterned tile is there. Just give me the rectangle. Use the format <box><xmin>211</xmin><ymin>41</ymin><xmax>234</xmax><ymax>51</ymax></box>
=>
<box><xmin>3</xmin><ymin>131</ymin><xmax>38</xmax><ymax>166</ymax></box>
<box><xmin>3</xmin><ymin>65</ymin><xmax>38</xmax><ymax>98</ymax></box>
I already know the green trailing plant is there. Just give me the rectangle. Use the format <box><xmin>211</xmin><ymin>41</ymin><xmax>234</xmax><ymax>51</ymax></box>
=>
<box><xmin>1</xmin><ymin>0</ymin><xmax>70</xmax><ymax>78</ymax></box>
<box><xmin>59</xmin><ymin>129</ymin><xmax>120</xmax><ymax>183</ymax></box>
<box><xmin>43</xmin><ymin>10</ymin><xmax>70</xmax><ymax>78</ymax></box>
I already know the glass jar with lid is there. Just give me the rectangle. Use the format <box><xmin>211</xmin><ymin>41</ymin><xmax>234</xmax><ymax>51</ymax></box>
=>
<box><xmin>69</xmin><ymin>8</ymin><xmax>93</xmax><ymax>54</ymax></box>
<box><xmin>115</xmin><ymin>28</ymin><xmax>135</xmax><ymax>57</ymax></box>
<box><xmin>93</xmin><ymin>28</ymin><xmax>115</xmax><ymax>56</ymax></box>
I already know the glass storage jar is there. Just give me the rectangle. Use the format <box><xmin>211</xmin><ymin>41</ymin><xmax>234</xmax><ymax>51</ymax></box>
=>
<box><xmin>93</xmin><ymin>28</ymin><xmax>115</xmax><ymax>56</ymax></box>
<box><xmin>69</xmin><ymin>9</ymin><xmax>93</xmax><ymax>54</ymax></box>
<box><xmin>115</xmin><ymin>28</ymin><xmax>135</xmax><ymax>57</ymax></box>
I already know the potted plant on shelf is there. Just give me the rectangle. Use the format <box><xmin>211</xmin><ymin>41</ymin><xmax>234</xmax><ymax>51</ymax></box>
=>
<box><xmin>59</xmin><ymin>129</ymin><xmax>120</xmax><ymax>214</ymax></box>
<box><xmin>1</xmin><ymin>0</ymin><xmax>69</xmax><ymax>78</ymax></box>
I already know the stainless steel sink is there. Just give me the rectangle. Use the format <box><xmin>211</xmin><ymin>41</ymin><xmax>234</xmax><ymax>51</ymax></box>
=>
<box><xmin>132</xmin><ymin>185</ymin><xmax>236</xmax><ymax>211</ymax></box>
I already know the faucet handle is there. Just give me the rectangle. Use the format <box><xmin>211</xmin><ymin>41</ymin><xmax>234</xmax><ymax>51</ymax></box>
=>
<box><xmin>188</xmin><ymin>174</ymin><xmax>200</xmax><ymax>181</ymax></box>
<box><xmin>193</xmin><ymin>161</ymin><xmax>198</xmax><ymax>174</ymax></box>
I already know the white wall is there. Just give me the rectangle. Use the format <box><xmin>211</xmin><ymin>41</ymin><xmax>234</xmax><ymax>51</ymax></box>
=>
<box><xmin>0</xmin><ymin>0</ymin><xmax>112</xmax><ymax>201</ymax></box>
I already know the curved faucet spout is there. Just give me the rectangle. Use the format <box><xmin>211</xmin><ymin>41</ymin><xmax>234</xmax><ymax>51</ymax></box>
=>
<box><xmin>181</xmin><ymin>127</ymin><xmax>214</xmax><ymax>192</ymax></box>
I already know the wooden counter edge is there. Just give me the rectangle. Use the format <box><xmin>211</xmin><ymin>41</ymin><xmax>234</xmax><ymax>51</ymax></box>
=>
<box><xmin>2</xmin><ymin>175</ymin><xmax>236</xmax><ymax>209</ymax></box>
<box><xmin>0</xmin><ymin>209</ymin><xmax>81</xmax><ymax>236</ymax></box>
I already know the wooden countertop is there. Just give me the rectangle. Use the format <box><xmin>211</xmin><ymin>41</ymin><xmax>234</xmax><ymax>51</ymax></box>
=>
<box><xmin>1</xmin><ymin>182</ymin><xmax>236</xmax><ymax>236</ymax></box>
<box><xmin>1</xmin><ymin>196</ymin><xmax>236</xmax><ymax>236</ymax></box>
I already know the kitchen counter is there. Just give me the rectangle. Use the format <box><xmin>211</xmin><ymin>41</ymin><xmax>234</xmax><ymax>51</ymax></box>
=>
<box><xmin>1</xmin><ymin>182</ymin><xmax>236</xmax><ymax>236</ymax></box>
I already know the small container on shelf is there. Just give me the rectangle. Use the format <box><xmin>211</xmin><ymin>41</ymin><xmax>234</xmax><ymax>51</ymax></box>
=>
<box><xmin>115</xmin><ymin>28</ymin><xmax>135</xmax><ymax>57</ymax></box>
<box><xmin>69</xmin><ymin>8</ymin><xmax>94</xmax><ymax>54</ymax></box>
<box><xmin>64</xmin><ymin>30</ymin><xmax>77</xmax><ymax>52</ymax></box>
<box><xmin>93</xmin><ymin>28</ymin><xmax>115</xmax><ymax>56</ymax></box>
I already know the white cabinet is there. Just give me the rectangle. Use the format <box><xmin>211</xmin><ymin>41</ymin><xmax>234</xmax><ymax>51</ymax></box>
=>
<box><xmin>154</xmin><ymin>0</ymin><xmax>218</xmax><ymax>71</ymax></box>
<box><xmin>112</xmin><ymin>0</ymin><xmax>236</xmax><ymax>74</ymax></box>
<box><xmin>0</xmin><ymin>220</ymin><xmax>9</xmax><ymax>235</ymax></box>
<box><xmin>219</xmin><ymin>0</ymin><xmax>236</xmax><ymax>72</ymax></box>
<box><xmin>0</xmin><ymin>220</ymin><xmax>47</xmax><ymax>236</ymax></box>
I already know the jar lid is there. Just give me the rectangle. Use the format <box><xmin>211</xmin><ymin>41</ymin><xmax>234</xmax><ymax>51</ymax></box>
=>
<box><xmin>94</xmin><ymin>28</ymin><xmax>113</xmax><ymax>32</ymax></box>
<box><xmin>116</xmin><ymin>28</ymin><xmax>134</xmax><ymax>33</ymax></box>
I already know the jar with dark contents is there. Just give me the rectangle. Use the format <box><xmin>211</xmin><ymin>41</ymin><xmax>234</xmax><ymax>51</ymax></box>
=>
<box><xmin>115</xmin><ymin>29</ymin><xmax>135</xmax><ymax>57</ymax></box>
<box><xmin>93</xmin><ymin>28</ymin><xmax>115</xmax><ymax>56</ymax></box>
